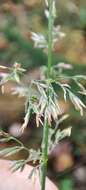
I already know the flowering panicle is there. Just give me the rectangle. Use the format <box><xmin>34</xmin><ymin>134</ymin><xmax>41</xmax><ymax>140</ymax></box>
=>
<box><xmin>0</xmin><ymin>1</ymin><xmax>86</xmax><ymax>189</ymax></box>
<box><xmin>30</xmin><ymin>0</ymin><xmax>65</xmax><ymax>49</ymax></box>
<box><xmin>30</xmin><ymin>26</ymin><xmax>65</xmax><ymax>49</ymax></box>
<box><xmin>31</xmin><ymin>32</ymin><xmax>48</xmax><ymax>49</ymax></box>
<box><xmin>44</xmin><ymin>0</ymin><xmax>56</xmax><ymax>19</ymax></box>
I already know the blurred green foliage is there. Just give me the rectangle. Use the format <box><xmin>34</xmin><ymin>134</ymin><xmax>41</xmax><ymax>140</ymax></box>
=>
<box><xmin>60</xmin><ymin>178</ymin><xmax>73</xmax><ymax>190</ymax></box>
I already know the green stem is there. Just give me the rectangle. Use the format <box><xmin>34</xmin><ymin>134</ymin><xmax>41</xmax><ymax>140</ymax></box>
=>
<box><xmin>47</xmin><ymin>0</ymin><xmax>54</xmax><ymax>77</ymax></box>
<box><xmin>41</xmin><ymin>1</ymin><xmax>54</xmax><ymax>190</ymax></box>
<box><xmin>41</xmin><ymin>119</ymin><xmax>49</xmax><ymax>190</ymax></box>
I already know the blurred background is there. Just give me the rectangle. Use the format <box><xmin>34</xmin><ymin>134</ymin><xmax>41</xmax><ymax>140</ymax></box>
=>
<box><xmin>0</xmin><ymin>0</ymin><xmax>86</xmax><ymax>190</ymax></box>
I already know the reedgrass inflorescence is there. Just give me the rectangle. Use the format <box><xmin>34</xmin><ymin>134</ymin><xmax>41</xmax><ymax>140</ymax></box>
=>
<box><xmin>0</xmin><ymin>1</ymin><xmax>86</xmax><ymax>190</ymax></box>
